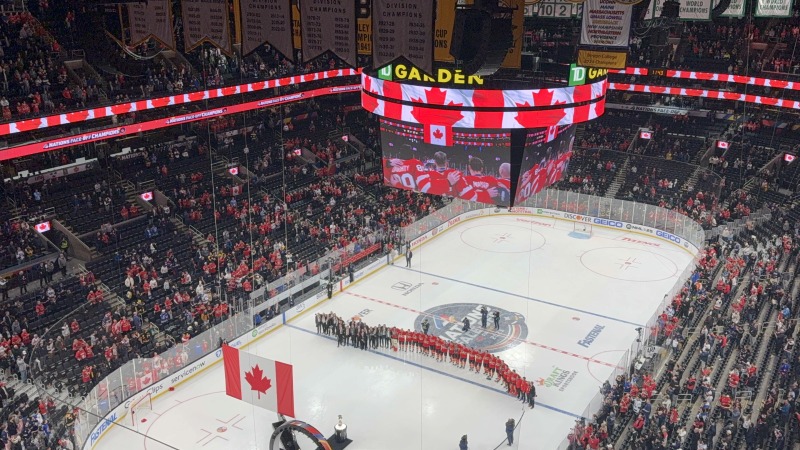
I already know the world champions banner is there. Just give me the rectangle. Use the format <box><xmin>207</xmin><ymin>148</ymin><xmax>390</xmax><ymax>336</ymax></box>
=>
<box><xmin>373</xmin><ymin>0</ymin><xmax>435</xmax><ymax>74</ymax></box>
<box><xmin>181</xmin><ymin>0</ymin><xmax>231</xmax><ymax>52</ymax></box>
<box><xmin>240</xmin><ymin>0</ymin><xmax>293</xmax><ymax>57</ymax></box>
<box><xmin>300</xmin><ymin>0</ymin><xmax>357</xmax><ymax>67</ymax></box>
<box><xmin>128</xmin><ymin>0</ymin><xmax>174</xmax><ymax>47</ymax></box>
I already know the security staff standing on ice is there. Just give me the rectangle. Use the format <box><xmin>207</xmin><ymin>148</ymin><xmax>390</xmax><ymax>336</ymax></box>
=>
<box><xmin>480</xmin><ymin>307</ymin><xmax>488</xmax><ymax>328</ymax></box>
<box><xmin>492</xmin><ymin>310</ymin><xmax>500</xmax><ymax>329</ymax></box>
<box><xmin>422</xmin><ymin>318</ymin><xmax>430</xmax><ymax>335</ymax></box>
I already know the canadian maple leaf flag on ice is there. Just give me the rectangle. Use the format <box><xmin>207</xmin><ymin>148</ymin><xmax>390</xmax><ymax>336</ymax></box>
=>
<box><xmin>424</xmin><ymin>124</ymin><xmax>453</xmax><ymax>146</ymax></box>
<box><xmin>223</xmin><ymin>345</ymin><xmax>295</xmax><ymax>416</ymax></box>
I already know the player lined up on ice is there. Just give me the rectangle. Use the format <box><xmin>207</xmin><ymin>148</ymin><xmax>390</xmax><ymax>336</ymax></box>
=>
<box><xmin>313</xmin><ymin>312</ymin><xmax>536</xmax><ymax>409</ymax></box>
<box><xmin>315</xmin><ymin>312</ymin><xmax>392</xmax><ymax>350</ymax></box>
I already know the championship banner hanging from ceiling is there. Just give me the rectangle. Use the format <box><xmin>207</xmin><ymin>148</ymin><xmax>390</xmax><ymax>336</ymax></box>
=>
<box><xmin>645</xmin><ymin>0</ymin><xmax>713</xmax><ymax>19</ymax></box>
<box><xmin>372</xmin><ymin>0</ymin><xmax>435</xmax><ymax>75</ymax></box>
<box><xmin>240</xmin><ymin>0</ymin><xmax>294</xmax><ymax>58</ymax></box>
<box><xmin>434</xmin><ymin>0</ymin><xmax>457</xmax><ymax>62</ymax></box>
<box><xmin>181</xmin><ymin>0</ymin><xmax>231</xmax><ymax>53</ymax></box>
<box><xmin>718</xmin><ymin>0</ymin><xmax>745</xmax><ymax>16</ymax></box>
<box><xmin>501</xmin><ymin>0</ymin><xmax>525</xmax><ymax>69</ymax></box>
<box><xmin>292</xmin><ymin>4</ymin><xmax>301</xmax><ymax>49</ymax></box>
<box><xmin>756</xmin><ymin>0</ymin><xmax>794</xmax><ymax>16</ymax></box>
<box><xmin>580</xmin><ymin>0</ymin><xmax>633</xmax><ymax>48</ymax></box>
<box><xmin>358</xmin><ymin>16</ymin><xmax>372</xmax><ymax>55</ymax></box>
<box><xmin>300</xmin><ymin>0</ymin><xmax>357</xmax><ymax>67</ymax></box>
<box><xmin>128</xmin><ymin>0</ymin><xmax>174</xmax><ymax>48</ymax></box>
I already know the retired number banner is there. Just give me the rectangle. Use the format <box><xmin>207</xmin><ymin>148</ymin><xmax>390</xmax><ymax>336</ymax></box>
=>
<box><xmin>182</xmin><ymin>0</ymin><xmax>231</xmax><ymax>52</ymax></box>
<box><xmin>756</xmin><ymin>0</ymin><xmax>794</xmax><ymax>16</ymax></box>
<box><xmin>128</xmin><ymin>0</ymin><xmax>174</xmax><ymax>47</ymax></box>
<box><xmin>300</xmin><ymin>0</ymin><xmax>357</xmax><ymax>67</ymax></box>
<box><xmin>580</xmin><ymin>0</ymin><xmax>633</xmax><ymax>49</ymax></box>
<box><xmin>373</xmin><ymin>0</ymin><xmax>435</xmax><ymax>74</ymax></box>
<box><xmin>240</xmin><ymin>0</ymin><xmax>294</xmax><ymax>58</ymax></box>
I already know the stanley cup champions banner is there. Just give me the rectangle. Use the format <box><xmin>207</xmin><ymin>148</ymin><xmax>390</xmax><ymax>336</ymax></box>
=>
<box><xmin>373</xmin><ymin>0</ymin><xmax>435</xmax><ymax>74</ymax></box>
<box><xmin>580</xmin><ymin>0</ymin><xmax>633</xmax><ymax>48</ymax></box>
<box><xmin>181</xmin><ymin>0</ymin><xmax>231</xmax><ymax>53</ymax></box>
<box><xmin>128</xmin><ymin>0</ymin><xmax>174</xmax><ymax>48</ymax></box>
<box><xmin>240</xmin><ymin>0</ymin><xmax>294</xmax><ymax>58</ymax></box>
<box><xmin>300</xmin><ymin>0</ymin><xmax>358</xmax><ymax>67</ymax></box>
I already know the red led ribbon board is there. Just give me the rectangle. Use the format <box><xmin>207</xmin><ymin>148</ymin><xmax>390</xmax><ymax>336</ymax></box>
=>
<box><xmin>360</xmin><ymin>73</ymin><xmax>608</xmax><ymax>129</ymax></box>
<box><xmin>0</xmin><ymin>69</ymin><xmax>360</xmax><ymax>137</ymax></box>
<box><xmin>0</xmin><ymin>85</ymin><xmax>360</xmax><ymax>162</ymax></box>
<box><xmin>608</xmin><ymin>83</ymin><xmax>800</xmax><ymax>109</ymax></box>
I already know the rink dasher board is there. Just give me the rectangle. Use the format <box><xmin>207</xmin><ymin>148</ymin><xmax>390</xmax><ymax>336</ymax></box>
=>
<box><xmin>86</xmin><ymin>207</ymin><xmax>699</xmax><ymax>448</ymax></box>
<box><xmin>408</xmin><ymin>207</ymin><xmax>699</xmax><ymax>256</ymax></box>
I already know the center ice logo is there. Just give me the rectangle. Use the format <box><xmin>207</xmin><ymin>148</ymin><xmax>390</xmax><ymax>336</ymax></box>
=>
<box><xmin>414</xmin><ymin>303</ymin><xmax>528</xmax><ymax>353</ymax></box>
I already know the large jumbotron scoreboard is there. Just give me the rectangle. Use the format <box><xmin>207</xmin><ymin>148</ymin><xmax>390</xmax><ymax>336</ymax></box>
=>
<box><xmin>361</xmin><ymin>64</ymin><xmax>606</xmax><ymax>207</ymax></box>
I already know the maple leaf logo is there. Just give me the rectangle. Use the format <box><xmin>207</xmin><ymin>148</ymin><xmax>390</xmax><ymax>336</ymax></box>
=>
<box><xmin>432</xmin><ymin>128</ymin><xmax>443</xmax><ymax>139</ymax></box>
<box><xmin>514</xmin><ymin>89</ymin><xmax>568</xmax><ymax>128</ymax></box>
<box><xmin>410</xmin><ymin>87</ymin><xmax>463</xmax><ymax>126</ymax></box>
<box><xmin>245</xmin><ymin>365</ymin><xmax>272</xmax><ymax>399</ymax></box>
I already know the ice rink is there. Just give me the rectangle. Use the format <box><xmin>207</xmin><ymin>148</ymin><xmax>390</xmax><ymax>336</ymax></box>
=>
<box><xmin>96</xmin><ymin>214</ymin><xmax>696</xmax><ymax>450</ymax></box>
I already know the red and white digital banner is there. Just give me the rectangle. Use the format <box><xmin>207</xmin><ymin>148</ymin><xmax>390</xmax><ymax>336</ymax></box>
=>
<box><xmin>608</xmin><ymin>83</ymin><xmax>800</xmax><ymax>109</ymax></box>
<box><xmin>0</xmin><ymin>85</ymin><xmax>360</xmax><ymax>161</ymax></box>
<box><xmin>611</xmin><ymin>67</ymin><xmax>800</xmax><ymax>91</ymax></box>
<box><xmin>0</xmin><ymin>69</ymin><xmax>359</xmax><ymax>137</ymax></box>
<box><xmin>363</xmin><ymin>73</ymin><xmax>607</xmax><ymax>109</ymax></box>
<box><xmin>362</xmin><ymin>73</ymin><xmax>606</xmax><ymax>129</ymax></box>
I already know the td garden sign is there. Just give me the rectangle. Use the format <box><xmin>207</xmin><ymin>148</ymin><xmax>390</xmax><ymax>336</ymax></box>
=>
<box><xmin>378</xmin><ymin>64</ymin><xmax>485</xmax><ymax>85</ymax></box>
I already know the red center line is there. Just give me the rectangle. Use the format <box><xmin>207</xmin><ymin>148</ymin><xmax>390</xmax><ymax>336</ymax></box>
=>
<box><xmin>343</xmin><ymin>291</ymin><xmax>624</xmax><ymax>370</ymax></box>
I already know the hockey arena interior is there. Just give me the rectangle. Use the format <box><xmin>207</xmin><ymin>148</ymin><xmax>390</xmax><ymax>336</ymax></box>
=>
<box><xmin>1</xmin><ymin>0</ymin><xmax>800</xmax><ymax>449</ymax></box>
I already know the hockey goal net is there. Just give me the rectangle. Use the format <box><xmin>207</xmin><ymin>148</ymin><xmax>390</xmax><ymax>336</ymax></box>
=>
<box><xmin>572</xmin><ymin>222</ymin><xmax>593</xmax><ymax>237</ymax></box>
<box><xmin>130</xmin><ymin>393</ymin><xmax>152</xmax><ymax>425</ymax></box>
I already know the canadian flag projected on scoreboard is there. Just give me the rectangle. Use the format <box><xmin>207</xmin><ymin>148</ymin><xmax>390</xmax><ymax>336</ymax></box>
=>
<box><xmin>545</xmin><ymin>125</ymin><xmax>559</xmax><ymax>143</ymax></box>
<box><xmin>223</xmin><ymin>345</ymin><xmax>295</xmax><ymax>416</ymax></box>
<box><xmin>424</xmin><ymin>124</ymin><xmax>453</xmax><ymax>146</ymax></box>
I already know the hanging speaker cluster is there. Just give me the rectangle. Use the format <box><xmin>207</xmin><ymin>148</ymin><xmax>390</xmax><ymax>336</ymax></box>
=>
<box><xmin>449</xmin><ymin>2</ymin><xmax>514</xmax><ymax>77</ymax></box>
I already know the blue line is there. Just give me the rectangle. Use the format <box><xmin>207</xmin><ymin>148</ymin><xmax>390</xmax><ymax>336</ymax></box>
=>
<box><xmin>398</xmin><ymin>266</ymin><xmax>645</xmax><ymax>327</ymax></box>
<box><xmin>285</xmin><ymin>324</ymin><xmax>581</xmax><ymax>420</ymax></box>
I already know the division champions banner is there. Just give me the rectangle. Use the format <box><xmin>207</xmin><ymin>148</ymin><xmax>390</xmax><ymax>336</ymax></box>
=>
<box><xmin>240</xmin><ymin>0</ymin><xmax>294</xmax><ymax>58</ymax></box>
<box><xmin>181</xmin><ymin>0</ymin><xmax>231</xmax><ymax>53</ymax></box>
<box><xmin>300</xmin><ymin>0</ymin><xmax>357</xmax><ymax>67</ymax></box>
<box><xmin>128</xmin><ymin>0</ymin><xmax>174</xmax><ymax>47</ymax></box>
<box><xmin>372</xmin><ymin>0</ymin><xmax>435</xmax><ymax>75</ymax></box>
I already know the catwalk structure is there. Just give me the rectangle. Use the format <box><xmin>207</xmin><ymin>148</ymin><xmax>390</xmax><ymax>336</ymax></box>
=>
<box><xmin>96</xmin><ymin>214</ymin><xmax>696</xmax><ymax>450</ymax></box>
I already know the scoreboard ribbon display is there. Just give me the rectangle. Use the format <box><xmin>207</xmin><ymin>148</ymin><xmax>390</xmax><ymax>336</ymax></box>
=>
<box><xmin>361</xmin><ymin>72</ymin><xmax>608</xmax><ymax>129</ymax></box>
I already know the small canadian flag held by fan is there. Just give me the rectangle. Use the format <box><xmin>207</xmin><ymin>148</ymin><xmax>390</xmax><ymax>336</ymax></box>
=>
<box><xmin>223</xmin><ymin>346</ymin><xmax>295</xmax><ymax>416</ymax></box>
<box><xmin>424</xmin><ymin>124</ymin><xmax>453</xmax><ymax>146</ymax></box>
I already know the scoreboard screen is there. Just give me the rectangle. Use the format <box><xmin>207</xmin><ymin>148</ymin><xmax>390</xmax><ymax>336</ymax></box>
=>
<box><xmin>514</xmin><ymin>125</ymin><xmax>576</xmax><ymax>204</ymax></box>
<box><xmin>380</xmin><ymin>119</ymin><xmax>512</xmax><ymax>207</ymax></box>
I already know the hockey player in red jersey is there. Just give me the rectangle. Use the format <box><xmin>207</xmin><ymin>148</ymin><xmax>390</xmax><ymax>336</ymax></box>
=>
<box><xmin>515</xmin><ymin>149</ymin><xmax>550</xmax><ymax>204</ymax></box>
<box><xmin>547</xmin><ymin>137</ymin><xmax>574</xmax><ymax>186</ymax></box>
<box><xmin>457</xmin><ymin>158</ymin><xmax>512</xmax><ymax>205</ymax></box>
<box><xmin>383</xmin><ymin>151</ymin><xmax>463</xmax><ymax>195</ymax></box>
